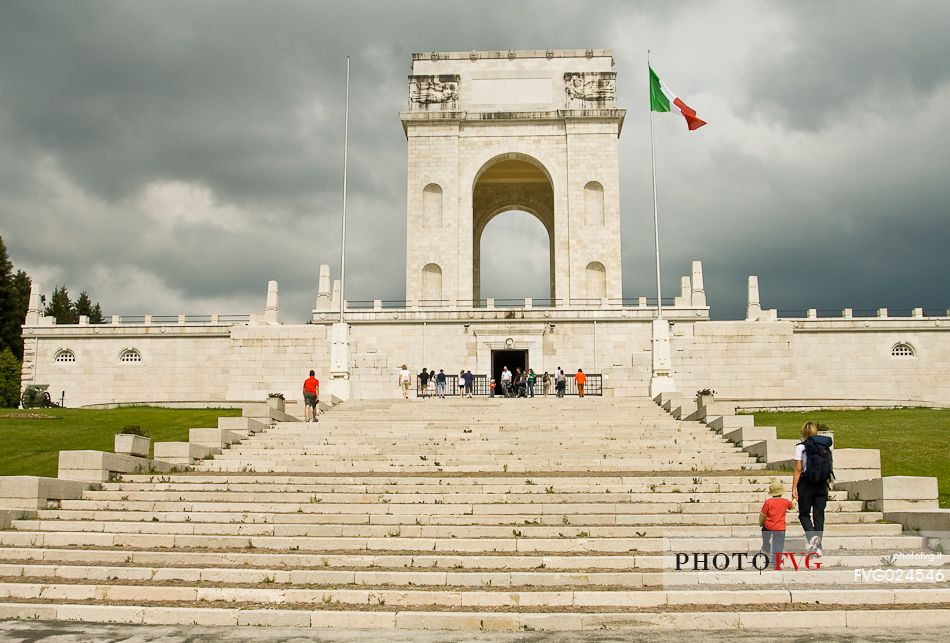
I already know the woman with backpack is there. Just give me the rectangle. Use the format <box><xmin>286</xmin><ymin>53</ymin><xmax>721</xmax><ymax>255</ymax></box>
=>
<box><xmin>792</xmin><ymin>421</ymin><xmax>834</xmax><ymax>557</ymax></box>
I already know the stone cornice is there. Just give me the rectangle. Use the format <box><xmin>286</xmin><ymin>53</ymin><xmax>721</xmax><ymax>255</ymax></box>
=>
<box><xmin>400</xmin><ymin>109</ymin><xmax>626</xmax><ymax>136</ymax></box>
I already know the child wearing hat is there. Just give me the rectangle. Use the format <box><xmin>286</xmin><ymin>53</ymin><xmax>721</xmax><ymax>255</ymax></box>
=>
<box><xmin>759</xmin><ymin>480</ymin><xmax>795</xmax><ymax>569</ymax></box>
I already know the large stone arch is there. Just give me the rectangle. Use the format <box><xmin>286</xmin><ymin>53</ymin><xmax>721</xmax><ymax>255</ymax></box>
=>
<box><xmin>472</xmin><ymin>153</ymin><xmax>555</xmax><ymax>304</ymax></box>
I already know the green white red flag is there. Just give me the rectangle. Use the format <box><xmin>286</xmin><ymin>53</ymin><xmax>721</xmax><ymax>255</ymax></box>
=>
<box><xmin>649</xmin><ymin>66</ymin><xmax>706</xmax><ymax>131</ymax></box>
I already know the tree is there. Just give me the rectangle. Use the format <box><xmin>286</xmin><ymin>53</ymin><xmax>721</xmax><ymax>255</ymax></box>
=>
<box><xmin>44</xmin><ymin>286</ymin><xmax>77</xmax><ymax>325</ymax></box>
<box><xmin>0</xmin><ymin>236</ymin><xmax>30</xmax><ymax>359</ymax></box>
<box><xmin>0</xmin><ymin>348</ymin><xmax>21</xmax><ymax>408</ymax></box>
<box><xmin>73</xmin><ymin>291</ymin><xmax>94</xmax><ymax>319</ymax></box>
<box><xmin>71</xmin><ymin>290</ymin><xmax>104</xmax><ymax>324</ymax></box>
<box><xmin>9</xmin><ymin>270</ymin><xmax>31</xmax><ymax>358</ymax></box>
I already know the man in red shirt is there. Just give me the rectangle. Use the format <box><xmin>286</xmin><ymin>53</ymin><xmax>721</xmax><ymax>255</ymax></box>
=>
<box><xmin>575</xmin><ymin>369</ymin><xmax>587</xmax><ymax>398</ymax></box>
<box><xmin>759</xmin><ymin>480</ymin><xmax>795</xmax><ymax>569</ymax></box>
<box><xmin>302</xmin><ymin>370</ymin><xmax>319</xmax><ymax>423</ymax></box>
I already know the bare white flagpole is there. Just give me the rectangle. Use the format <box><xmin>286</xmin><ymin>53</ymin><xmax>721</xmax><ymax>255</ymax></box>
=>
<box><xmin>648</xmin><ymin>49</ymin><xmax>663</xmax><ymax>319</ymax></box>
<box><xmin>339</xmin><ymin>56</ymin><xmax>350</xmax><ymax>323</ymax></box>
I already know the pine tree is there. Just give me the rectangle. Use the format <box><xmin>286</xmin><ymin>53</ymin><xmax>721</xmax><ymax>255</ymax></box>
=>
<box><xmin>74</xmin><ymin>291</ymin><xmax>94</xmax><ymax>319</ymax></box>
<box><xmin>90</xmin><ymin>303</ymin><xmax>103</xmax><ymax>324</ymax></box>
<box><xmin>0</xmin><ymin>237</ymin><xmax>24</xmax><ymax>357</ymax></box>
<box><xmin>0</xmin><ymin>348</ymin><xmax>21</xmax><ymax>408</ymax></box>
<box><xmin>44</xmin><ymin>286</ymin><xmax>77</xmax><ymax>325</ymax></box>
<box><xmin>9</xmin><ymin>270</ymin><xmax>32</xmax><ymax>359</ymax></box>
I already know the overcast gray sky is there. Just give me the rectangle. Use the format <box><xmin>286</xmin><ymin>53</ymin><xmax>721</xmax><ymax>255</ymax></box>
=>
<box><xmin>1</xmin><ymin>0</ymin><xmax>948</xmax><ymax>321</ymax></box>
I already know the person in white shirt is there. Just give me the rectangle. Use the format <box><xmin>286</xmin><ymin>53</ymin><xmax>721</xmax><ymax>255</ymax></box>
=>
<box><xmin>500</xmin><ymin>366</ymin><xmax>512</xmax><ymax>397</ymax></box>
<box><xmin>398</xmin><ymin>365</ymin><xmax>412</xmax><ymax>399</ymax></box>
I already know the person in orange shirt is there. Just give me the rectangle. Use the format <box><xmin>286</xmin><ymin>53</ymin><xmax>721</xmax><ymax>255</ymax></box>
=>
<box><xmin>759</xmin><ymin>480</ymin><xmax>795</xmax><ymax>569</ymax></box>
<box><xmin>575</xmin><ymin>369</ymin><xmax>586</xmax><ymax>398</ymax></box>
<box><xmin>302</xmin><ymin>370</ymin><xmax>320</xmax><ymax>422</ymax></box>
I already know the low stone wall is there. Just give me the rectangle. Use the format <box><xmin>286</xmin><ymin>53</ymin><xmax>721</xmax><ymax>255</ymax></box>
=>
<box><xmin>19</xmin><ymin>312</ymin><xmax>950</xmax><ymax>406</ymax></box>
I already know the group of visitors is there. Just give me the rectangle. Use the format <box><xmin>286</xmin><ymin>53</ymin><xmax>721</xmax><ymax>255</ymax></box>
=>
<box><xmin>492</xmin><ymin>366</ymin><xmax>585</xmax><ymax>398</ymax></box>
<box><xmin>402</xmin><ymin>365</ymin><xmax>589</xmax><ymax>399</ymax></box>
<box><xmin>403</xmin><ymin>366</ymin><xmax>476</xmax><ymax>399</ymax></box>
<box><xmin>759</xmin><ymin>421</ymin><xmax>833</xmax><ymax>567</ymax></box>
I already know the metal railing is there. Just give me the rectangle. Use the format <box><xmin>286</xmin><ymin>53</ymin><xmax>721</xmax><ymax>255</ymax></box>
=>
<box><xmin>415</xmin><ymin>373</ymin><xmax>602</xmax><ymax>397</ymax></box>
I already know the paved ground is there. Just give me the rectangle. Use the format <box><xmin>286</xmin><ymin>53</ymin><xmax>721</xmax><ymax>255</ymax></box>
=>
<box><xmin>0</xmin><ymin>622</ymin><xmax>943</xmax><ymax>643</ymax></box>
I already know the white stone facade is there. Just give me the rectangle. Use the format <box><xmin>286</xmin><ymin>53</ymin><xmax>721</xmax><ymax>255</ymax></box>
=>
<box><xmin>17</xmin><ymin>49</ymin><xmax>950</xmax><ymax>408</ymax></box>
<box><xmin>21</xmin><ymin>302</ymin><xmax>950</xmax><ymax>407</ymax></box>
<box><xmin>403</xmin><ymin>50</ymin><xmax>624</xmax><ymax>306</ymax></box>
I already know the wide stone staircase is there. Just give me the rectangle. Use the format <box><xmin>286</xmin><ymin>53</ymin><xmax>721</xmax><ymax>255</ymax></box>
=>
<box><xmin>0</xmin><ymin>398</ymin><xmax>947</xmax><ymax>632</ymax></box>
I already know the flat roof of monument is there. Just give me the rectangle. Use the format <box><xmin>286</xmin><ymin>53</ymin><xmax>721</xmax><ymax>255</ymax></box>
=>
<box><xmin>410</xmin><ymin>49</ymin><xmax>614</xmax><ymax>62</ymax></box>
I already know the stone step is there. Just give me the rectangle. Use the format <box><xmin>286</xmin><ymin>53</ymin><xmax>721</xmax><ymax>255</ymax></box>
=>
<box><xmin>0</xmin><ymin>583</ymin><xmax>947</xmax><ymax>609</ymax></box>
<box><xmin>0</xmin><ymin>547</ymin><xmax>934</xmax><ymax>572</ymax></box>
<box><xmin>0</xmin><ymin>531</ymin><xmax>923</xmax><ymax>552</ymax></box>
<box><xmin>194</xmin><ymin>460</ymin><xmax>766</xmax><ymax>474</ymax></box>
<box><xmin>75</xmin><ymin>490</ymin><xmax>826</xmax><ymax>503</ymax></box>
<box><xmin>101</xmin><ymin>481</ymin><xmax>792</xmax><ymax>492</ymax></box>
<box><xmin>32</xmin><ymin>509</ymin><xmax>884</xmax><ymax>526</ymax></box>
<box><xmin>56</xmin><ymin>499</ymin><xmax>865</xmax><ymax>514</ymax></box>
<box><xmin>1</xmin><ymin>562</ymin><xmax>941</xmax><ymax>587</ymax></box>
<box><xmin>10</xmin><ymin>519</ymin><xmax>903</xmax><ymax>538</ymax></box>
<box><xmin>119</xmin><ymin>473</ymin><xmax>783</xmax><ymax>482</ymax></box>
<box><xmin>2</xmin><ymin>603</ymin><xmax>949</xmax><ymax>630</ymax></box>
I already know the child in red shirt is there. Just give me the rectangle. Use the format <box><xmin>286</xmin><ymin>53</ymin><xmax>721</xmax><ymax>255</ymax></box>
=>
<box><xmin>759</xmin><ymin>480</ymin><xmax>795</xmax><ymax>569</ymax></box>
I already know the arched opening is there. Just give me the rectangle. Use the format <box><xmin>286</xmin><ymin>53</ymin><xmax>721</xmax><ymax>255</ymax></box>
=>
<box><xmin>422</xmin><ymin>183</ymin><xmax>443</xmax><ymax>228</ymax></box>
<box><xmin>478</xmin><ymin>211</ymin><xmax>551</xmax><ymax>303</ymax></box>
<box><xmin>584</xmin><ymin>181</ymin><xmax>604</xmax><ymax>226</ymax></box>
<box><xmin>421</xmin><ymin>263</ymin><xmax>443</xmax><ymax>304</ymax></box>
<box><xmin>472</xmin><ymin>154</ymin><xmax>554</xmax><ymax>304</ymax></box>
<box><xmin>585</xmin><ymin>261</ymin><xmax>606</xmax><ymax>301</ymax></box>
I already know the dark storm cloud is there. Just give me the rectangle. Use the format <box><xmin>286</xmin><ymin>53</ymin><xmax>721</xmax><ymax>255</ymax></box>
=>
<box><xmin>0</xmin><ymin>0</ymin><xmax>947</xmax><ymax>322</ymax></box>
<box><xmin>744</xmin><ymin>1</ymin><xmax>950</xmax><ymax>132</ymax></box>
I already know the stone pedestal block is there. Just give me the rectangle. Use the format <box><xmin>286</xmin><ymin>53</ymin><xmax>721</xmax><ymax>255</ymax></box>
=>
<box><xmin>58</xmin><ymin>451</ymin><xmax>172</xmax><ymax>482</ymax></box>
<box><xmin>154</xmin><ymin>442</ymin><xmax>215</xmax><ymax>466</ymax></box>
<box><xmin>0</xmin><ymin>476</ymin><xmax>92</xmax><ymax>510</ymax></box>
<box><xmin>114</xmin><ymin>434</ymin><xmax>151</xmax><ymax>458</ymax></box>
<box><xmin>837</xmin><ymin>476</ymin><xmax>938</xmax><ymax>512</ymax></box>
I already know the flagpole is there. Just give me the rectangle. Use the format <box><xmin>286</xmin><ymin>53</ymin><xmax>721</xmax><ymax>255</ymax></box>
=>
<box><xmin>339</xmin><ymin>56</ymin><xmax>350</xmax><ymax>324</ymax></box>
<box><xmin>648</xmin><ymin>50</ymin><xmax>663</xmax><ymax>319</ymax></box>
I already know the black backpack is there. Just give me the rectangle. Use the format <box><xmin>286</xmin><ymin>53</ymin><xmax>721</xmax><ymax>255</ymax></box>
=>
<box><xmin>802</xmin><ymin>435</ymin><xmax>834</xmax><ymax>484</ymax></box>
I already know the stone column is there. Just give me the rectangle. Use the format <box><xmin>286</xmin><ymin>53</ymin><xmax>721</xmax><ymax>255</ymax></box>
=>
<box><xmin>675</xmin><ymin>276</ymin><xmax>691</xmax><ymax>307</ymax></box>
<box><xmin>650</xmin><ymin>319</ymin><xmax>676</xmax><ymax>397</ymax></box>
<box><xmin>328</xmin><ymin>322</ymin><xmax>351</xmax><ymax>400</ymax></box>
<box><xmin>24</xmin><ymin>282</ymin><xmax>43</xmax><ymax>326</ymax></box>
<box><xmin>330</xmin><ymin>280</ymin><xmax>342</xmax><ymax>316</ymax></box>
<box><xmin>746</xmin><ymin>276</ymin><xmax>761</xmax><ymax>321</ymax></box>
<box><xmin>264</xmin><ymin>280</ymin><xmax>279</xmax><ymax>325</ymax></box>
<box><xmin>315</xmin><ymin>264</ymin><xmax>332</xmax><ymax>311</ymax></box>
<box><xmin>690</xmin><ymin>260</ymin><xmax>706</xmax><ymax>307</ymax></box>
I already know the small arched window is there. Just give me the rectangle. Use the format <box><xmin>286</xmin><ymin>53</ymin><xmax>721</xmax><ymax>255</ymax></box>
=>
<box><xmin>891</xmin><ymin>343</ymin><xmax>916</xmax><ymax>358</ymax></box>
<box><xmin>119</xmin><ymin>349</ymin><xmax>142</xmax><ymax>363</ymax></box>
<box><xmin>54</xmin><ymin>349</ymin><xmax>76</xmax><ymax>363</ymax></box>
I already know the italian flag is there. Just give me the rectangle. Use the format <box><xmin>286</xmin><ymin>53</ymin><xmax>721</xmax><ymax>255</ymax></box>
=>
<box><xmin>649</xmin><ymin>66</ymin><xmax>707</xmax><ymax>131</ymax></box>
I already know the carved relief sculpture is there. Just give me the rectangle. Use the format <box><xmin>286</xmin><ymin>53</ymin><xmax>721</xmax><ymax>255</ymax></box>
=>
<box><xmin>564</xmin><ymin>72</ymin><xmax>616</xmax><ymax>107</ymax></box>
<box><xmin>409</xmin><ymin>75</ymin><xmax>460</xmax><ymax>111</ymax></box>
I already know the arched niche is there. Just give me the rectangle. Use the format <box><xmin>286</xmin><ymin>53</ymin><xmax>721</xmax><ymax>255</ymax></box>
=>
<box><xmin>422</xmin><ymin>183</ymin><xmax>443</xmax><ymax>227</ymax></box>
<box><xmin>421</xmin><ymin>263</ymin><xmax>443</xmax><ymax>304</ymax></box>
<box><xmin>584</xmin><ymin>181</ymin><xmax>604</xmax><ymax>226</ymax></box>
<box><xmin>585</xmin><ymin>261</ymin><xmax>606</xmax><ymax>301</ymax></box>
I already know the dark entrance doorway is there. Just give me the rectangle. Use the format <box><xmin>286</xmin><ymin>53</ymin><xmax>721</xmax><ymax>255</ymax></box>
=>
<box><xmin>491</xmin><ymin>349</ymin><xmax>528</xmax><ymax>390</ymax></box>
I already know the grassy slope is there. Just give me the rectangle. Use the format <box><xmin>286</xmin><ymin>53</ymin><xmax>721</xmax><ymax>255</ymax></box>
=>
<box><xmin>0</xmin><ymin>406</ymin><xmax>240</xmax><ymax>478</ymax></box>
<box><xmin>752</xmin><ymin>408</ymin><xmax>950</xmax><ymax>508</ymax></box>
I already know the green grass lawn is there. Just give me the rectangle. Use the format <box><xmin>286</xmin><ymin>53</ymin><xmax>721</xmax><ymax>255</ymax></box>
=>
<box><xmin>0</xmin><ymin>406</ymin><xmax>240</xmax><ymax>478</ymax></box>
<box><xmin>750</xmin><ymin>408</ymin><xmax>950</xmax><ymax>508</ymax></box>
